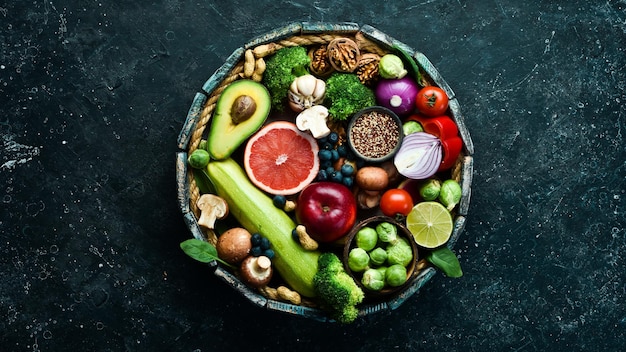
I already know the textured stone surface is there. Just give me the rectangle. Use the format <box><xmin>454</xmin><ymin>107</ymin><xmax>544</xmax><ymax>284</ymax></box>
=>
<box><xmin>1</xmin><ymin>1</ymin><xmax>624</xmax><ymax>351</ymax></box>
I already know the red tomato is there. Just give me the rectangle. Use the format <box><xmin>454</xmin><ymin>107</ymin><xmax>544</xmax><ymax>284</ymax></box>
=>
<box><xmin>415</xmin><ymin>86</ymin><xmax>449</xmax><ymax>116</ymax></box>
<box><xmin>380</xmin><ymin>189</ymin><xmax>414</xmax><ymax>217</ymax></box>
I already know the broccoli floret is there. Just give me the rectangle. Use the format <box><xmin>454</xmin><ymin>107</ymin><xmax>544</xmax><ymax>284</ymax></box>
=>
<box><xmin>261</xmin><ymin>46</ymin><xmax>311</xmax><ymax>110</ymax></box>
<box><xmin>313</xmin><ymin>252</ymin><xmax>365</xmax><ymax>324</ymax></box>
<box><xmin>324</xmin><ymin>72</ymin><xmax>376</xmax><ymax>121</ymax></box>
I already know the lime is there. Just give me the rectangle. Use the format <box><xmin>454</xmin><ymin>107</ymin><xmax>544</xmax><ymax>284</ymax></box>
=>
<box><xmin>406</xmin><ymin>201</ymin><xmax>453</xmax><ymax>248</ymax></box>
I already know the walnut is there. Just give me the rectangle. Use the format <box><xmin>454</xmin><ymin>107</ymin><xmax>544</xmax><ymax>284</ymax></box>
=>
<box><xmin>308</xmin><ymin>45</ymin><xmax>334</xmax><ymax>77</ymax></box>
<box><xmin>327</xmin><ymin>37</ymin><xmax>360</xmax><ymax>73</ymax></box>
<box><xmin>355</xmin><ymin>53</ymin><xmax>381</xmax><ymax>86</ymax></box>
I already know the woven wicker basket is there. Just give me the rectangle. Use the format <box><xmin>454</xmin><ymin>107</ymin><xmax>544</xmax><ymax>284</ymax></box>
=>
<box><xmin>176</xmin><ymin>22</ymin><xmax>474</xmax><ymax>322</ymax></box>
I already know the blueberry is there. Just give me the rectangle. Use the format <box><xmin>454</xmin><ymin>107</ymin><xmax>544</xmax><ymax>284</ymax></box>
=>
<box><xmin>336</xmin><ymin>144</ymin><xmax>348</xmax><ymax>157</ymax></box>
<box><xmin>328</xmin><ymin>132</ymin><xmax>339</xmax><ymax>145</ymax></box>
<box><xmin>326</xmin><ymin>166</ymin><xmax>335</xmax><ymax>175</ymax></box>
<box><xmin>318</xmin><ymin>136</ymin><xmax>328</xmax><ymax>145</ymax></box>
<box><xmin>330</xmin><ymin>170</ymin><xmax>343</xmax><ymax>183</ymax></box>
<box><xmin>320</xmin><ymin>160</ymin><xmax>333</xmax><ymax>170</ymax></box>
<box><xmin>340</xmin><ymin>163</ymin><xmax>354</xmax><ymax>176</ymax></box>
<box><xmin>330</xmin><ymin>149</ymin><xmax>340</xmax><ymax>161</ymax></box>
<box><xmin>318</xmin><ymin>149</ymin><xmax>332</xmax><ymax>161</ymax></box>
<box><xmin>260</xmin><ymin>237</ymin><xmax>271</xmax><ymax>250</ymax></box>
<box><xmin>322</xmin><ymin>142</ymin><xmax>334</xmax><ymax>150</ymax></box>
<box><xmin>263</xmin><ymin>249</ymin><xmax>275</xmax><ymax>259</ymax></box>
<box><xmin>272</xmin><ymin>195</ymin><xmax>286</xmax><ymax>209</ymax></box>
<box><xmin>317</xmin><ymin>169</ymin><xmax>328</xmax><ymax>181</ymax></box>
<box><xmin>251</xmin><ymin>233</ymin><xmax>263</xmax><ymax>246</ymax></box>
<box><xmin>250</xmin><ymin>246</ymin><xmax>263</xmax><ymax>256</ymax></box>
<box><xmin>342</xmin><ymin>176</ymin><xmax>354</xmax><ymax>188</ymax></box>
<box><xmin>292</xmin><ymin>228</ymin><xmax>300</xmax><ymax>242</ymax></box>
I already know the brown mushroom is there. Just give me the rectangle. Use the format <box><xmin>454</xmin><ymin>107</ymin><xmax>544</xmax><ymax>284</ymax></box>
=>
<box><xmin>196</xmin><ymin>194</ymin><xmax>229</xmax><ymax>229</ymax></box>
<box><xmin>216</xmin><ymin>227</ymin><xmax>252</xmax><ymax>264</ymax></box>
<box><xmin>355</xmin><ymin>166</ymin><xmax>389</xmax><ymax>209</ymax></box>
<box><xmin>240</xmin><ymin>255</ymin><xmax>273</xmax><ymax>288</ymax></box>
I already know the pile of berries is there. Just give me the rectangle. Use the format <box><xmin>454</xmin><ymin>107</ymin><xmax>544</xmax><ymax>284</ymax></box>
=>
<box><xmin>250</xmin><ymin>233</ymin><xmax>275</xmax><ymax>259</ymax></box>
<box><xmin>316</xmin><ymin>132</ymin><xmax>357</xmax><ymax>188</ymax></box>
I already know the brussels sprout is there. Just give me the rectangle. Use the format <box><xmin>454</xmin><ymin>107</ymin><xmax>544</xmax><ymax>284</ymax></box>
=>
<box><xmin>439</xmin><ymin>179</ymin><xmax>462</xmax><ymax>211</ymax></box>
<box><xmin>419</xmin><ymin>178</ymin><xmax>441</xmax><ymax>201</ymax></box>
<box><xmin>355</xmin><ymin>226</ymin><xmax>378</xmax><ymax>251</ymax></box>
<box><xmin>361</xmin><ymin>268</ymin><xmax>385</xmax><ymax>291</ymax></box>
<box><xmin>386</xmin><ymin>237</ymin><xmax>413</xmax><ymax>267</ymax></box>
<box><xmin>369</xmin><ymin>247</ymin><xmax>388</xmax><ymax>266</ymax></box>
<box><xmin>188</xmin><ymin>149</ymin><xmax>210</xmax><ymax>169</ymax></box>
<box><xmin>348</xmin><ymin>247</ymin><xmax>370</xmax><ymax>272</ymax></box>
<box><xmin>378</xmin><ymin>54</ymin><xmax>408</xmax><ymax>79</ymax></box>
<box><xmin>385</xmin><ymin>264</ymin><xmax>408</xmax><ymax>287</ymax></box>
<box><xmin>402</xmin><ymin>120</ymin><xmax>423</xmax><ymax>136</ymax></box>
<box><xmin>376</xmin><ymin>222</ymin><xmax>398</xmax><ymax>243</ymax></box>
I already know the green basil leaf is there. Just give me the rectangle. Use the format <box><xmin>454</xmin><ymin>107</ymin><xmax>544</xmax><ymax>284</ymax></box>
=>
<box><xmin>426</xmin><ymin>247</ymin><xmax>463</xmax><ymax>278</ymax></box>
<box><xmin>180</xmin><ymin>238</ymin><xmax>219</xmax><ymax>263</ymax></box>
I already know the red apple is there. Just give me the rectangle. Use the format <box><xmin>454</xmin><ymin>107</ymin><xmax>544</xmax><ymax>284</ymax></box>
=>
<box><xmin>296</xmin><ymin>182</ymin><xmax>357</xmax><ymax>243</ymax></box>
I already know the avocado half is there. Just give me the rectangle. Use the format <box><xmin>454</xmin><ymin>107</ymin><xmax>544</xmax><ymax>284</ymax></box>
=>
<box><xmin>207</xmin><ymin>80</ymin><xmax>271</xmax><ymax>160</ymax></box>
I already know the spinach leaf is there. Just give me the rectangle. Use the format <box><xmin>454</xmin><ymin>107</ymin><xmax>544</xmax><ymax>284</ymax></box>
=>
<box><xmin>180</xmin><ymin>238</ymin><xmax>234</xmax><ymax>268</ymax></box>
<box><xmin>426</xmin><ymin>247</ymin><xmax>463</xmax><ymax>278</ymax></box>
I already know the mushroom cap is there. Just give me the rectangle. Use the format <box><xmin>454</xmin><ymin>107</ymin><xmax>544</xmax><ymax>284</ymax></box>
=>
<box><xmin>240</xmin><ymin>255</ymin><xmax>273</xmax><ymax>287</ymax></box>
<box><xmin>216</xmin><ymin>227</ymin><xmax>252</xmax><ymax>264</ymax></box>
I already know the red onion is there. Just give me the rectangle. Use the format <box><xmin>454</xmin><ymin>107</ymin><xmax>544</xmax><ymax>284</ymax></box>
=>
<box><xmin>393</xmin><ymin>132</ymin><xmax>442</xmax><ymax>179</ymax></box>
<box><xmin>375</xmin><ymin>77</ymin><xmax>419</xmax><ymax>116</ymax></box>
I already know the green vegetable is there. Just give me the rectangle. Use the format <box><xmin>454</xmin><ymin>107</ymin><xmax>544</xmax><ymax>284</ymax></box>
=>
<box><xmin>188</xmin><ymin>149</ymin><xmax>216</xmax><ymax>194</ymax></box>
<box><xmin>188</xmin><ymin>149</ymin><xmax>210</xmax><ymax>169</ymax></box>
<box><xmin>180</xmin><ymin>238</ymin><xmax>235</xmax><ymax>269</ymax></box>
<box><xmin>385</xmin><ymin>264</ymin><xmax>408</xmax><ymax>287</ymax></box>
<box><xmin>393</xmin><ymin>45</ymin><xmax>422</xmax><ymax>84</ymax></box>
<box><xmin>348</xmin><ymin>247</ymin><xmax>370</xmax><ymax>272</ymax></box>
<box><xmin>361</xmin><ymin>268</ymin><xmax>385</xmax><ymax>291</ymax></box>
<box><xmin>439</xmin><ymin>179</ymin><xmax>462</xmax><ymax>211</ymax></box>
<box><xmin>368</xmin><ymin>247</ymin><xmax>388</xmax><ymax>267</ymax></box>
<box><xmin>324</xmin><ymin>73</ymin><xmax>376</xmax><ymax>121</ymax></box>
<box><xmin>419</xmin><ymin>178</ymin><xmax>441</xmax><ymax>201</ymax></box>
<box><xmin>206</xmin><ymin>158</ymin><xmax>321</xmax><ymax>297</ymax></box>
<box><xmin>355</xmin><ymin>226</ymin><xmax>378</xmax><ymax>251</ymax></box>
<box><xmin>378</xmin><ymin>54</ymin><xmax>407</xmax><ymax>79</ymax></box>
<box><xmin>426</xmin><ymin>247</ymin><xmax>463</xmax><ymax>278</ymax></box>
<box><xmin>313</xmin><ymin>253</ymin><xmax>365</xmax><ymax>324</ymax></box>
<box><xmin>403</xmin><ymin>120</ymin><xmax>423</xmax><ymax>135</ymax></box>
<box><xmin>376</xmin><ymin>222</ymin><xmax>398</xmax><ymax>243</ymax></box>
<box><xmin>385</xmin><ymin>237</ymin><xmax>413</xmax><ymax>267</ymax></box>
<box><xmin>262</xmin><ymin>46</ymin><xmax>311</xmax><ymax>110</ymax></box>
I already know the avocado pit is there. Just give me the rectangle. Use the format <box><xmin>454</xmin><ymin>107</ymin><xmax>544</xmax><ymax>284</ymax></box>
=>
<box><xmin>231</xmin><ymin>95</ymin><xmax>257</xmax><ymax>124</ymax></box>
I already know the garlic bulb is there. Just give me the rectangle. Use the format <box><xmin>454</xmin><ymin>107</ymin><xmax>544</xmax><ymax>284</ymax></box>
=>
<box><xmin>288</xmin><ymin>74</ymin><xmax>326</xmax><ymax>112</ymax></box>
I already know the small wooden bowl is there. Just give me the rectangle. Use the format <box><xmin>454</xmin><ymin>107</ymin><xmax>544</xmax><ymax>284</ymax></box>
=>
<box><xmin>342</xmin><ymin>215</ymin><xmax>419</xmax><ymax>299</ymax></box>
<box><xmin>347</xmin><ymin>106</ymin><xmax>404</xmax><ymax>163</ymax></box>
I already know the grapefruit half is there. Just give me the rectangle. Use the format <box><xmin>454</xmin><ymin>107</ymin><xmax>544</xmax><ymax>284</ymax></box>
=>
<box><xmin>244</xmin><ymin>121</ymin><xmax>320</xmax><ymax>195</ymax></box>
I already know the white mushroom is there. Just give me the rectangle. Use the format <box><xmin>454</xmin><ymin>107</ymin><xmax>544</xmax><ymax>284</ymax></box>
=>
<box><xmin>288</xmin><ymin>74</ymin><xmax>326</xmax><ymax>112</ymax></box>
<box><xmin>196</xmin><ymin>194</ymin><xmax>229</xmax><ymax>229</ymax></box>
<box><xmin>295</xmin><ymin>105</ymin><xmax>331</xmax><ymax>139</ymax></box>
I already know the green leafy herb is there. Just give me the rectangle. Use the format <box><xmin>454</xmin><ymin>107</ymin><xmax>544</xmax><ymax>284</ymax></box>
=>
<box><xmin>426</xmin><ymin>247</ymin><xmax>463</xmax><ymax>278</ymax></box>
<box><xmin>180</xmin><ymin>238</ymin><xmax>234</xmax><ymax>269</ymax></box>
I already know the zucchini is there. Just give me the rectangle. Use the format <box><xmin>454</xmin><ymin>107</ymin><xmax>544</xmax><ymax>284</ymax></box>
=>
<box><xmin>206</xmin><ymin>158</ymin><xmax>320</xmax><ymax>297</ymax></box>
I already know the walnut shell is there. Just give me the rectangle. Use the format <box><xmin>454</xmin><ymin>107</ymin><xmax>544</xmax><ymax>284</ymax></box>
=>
<box><xmin>327</xmin><ymin>37</ymin><xmax>360</xmax><ymax>73</ymax></box>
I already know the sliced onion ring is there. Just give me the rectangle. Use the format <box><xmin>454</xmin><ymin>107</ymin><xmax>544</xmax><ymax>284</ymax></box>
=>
<box><xmin>393</xmin><ymin>132</ymin><xmax>442</xmax><ymax>179</ymax></box>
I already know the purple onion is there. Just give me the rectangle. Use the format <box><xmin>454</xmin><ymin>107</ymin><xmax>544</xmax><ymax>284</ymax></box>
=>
<box><xmin>393</xmin><ymin>132</ymin><xmax>442</xmax><ymax>179</ymax></box>
<box><xmin>375</xmin><ymin>77</ymin><xmax>419</xmax><ymax>116</ymax></box>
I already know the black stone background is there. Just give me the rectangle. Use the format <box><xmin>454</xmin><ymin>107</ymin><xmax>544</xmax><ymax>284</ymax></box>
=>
<box><xmin>1</xmin><ymin>1</ymin><xmax>625</xmax><ymax>351</ymax></box>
